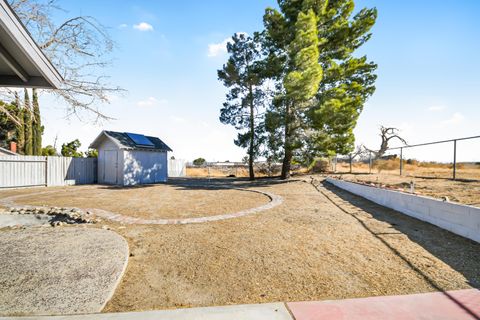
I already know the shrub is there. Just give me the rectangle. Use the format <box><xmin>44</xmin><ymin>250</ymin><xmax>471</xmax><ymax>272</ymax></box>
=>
<box><xmin>308</xmin><ymin>158</ymin><xmax>330</xmax><ymax>173</ymax></box>
<box><xmin>374</xmin><ymin>159</ymin><xmax>399</xmax><ymax>173</ymax></box>
<box><xmin>193</xmin><ymin>157</ymin><xmax>206</xmax><ymax>166</ymax></box>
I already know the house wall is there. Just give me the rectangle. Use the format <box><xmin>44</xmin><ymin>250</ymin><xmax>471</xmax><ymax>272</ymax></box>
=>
<box><xmin>123</xmin><ymin>150</ymin><xmax>168</xmax><ymax>186</ymax></box>
<box><xmin>97</xmin><ymin>138</ymin><xmax>123</xmax><ymax>185</ymax></box>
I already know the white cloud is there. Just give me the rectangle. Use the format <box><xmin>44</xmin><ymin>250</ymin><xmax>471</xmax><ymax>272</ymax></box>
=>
<box><xmin>207</xmin><ymin>38</ymin><xmax>231</xmax><ymax>57</ymax></box>
<box><xmin>428</xmin><ymin>105</ymin><xmax>446</xmax><ymax>112</ymax></box>
<box><xmin>118</xmin><ymin>23</ymin><xmax>128</xmax><ymax>29</ymax></box>
<box><xmin>136</xmin><ymin>97</ymin><xmax>167</xmax><ymax>107</ymax></box>
<box><xmin>441</xmin><ymin>112</ymin><xmax>464</xmax><ymax>125</ymax></box>
<box><xmin>207</xmin><ymin>32</ymin><xmax>248</xmax><ymax>57</ymax></box>
<box><xmin>169</xmin><ymin>115</ymin><xmax>187</xmax><ymax>123</ymax></box>
<box><xmin>133</xmin><ymin>22</ymin><xmax>154</xmax><ymax>31</ymax></box>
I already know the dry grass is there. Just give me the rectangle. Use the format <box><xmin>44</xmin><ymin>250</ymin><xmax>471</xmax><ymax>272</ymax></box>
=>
<box><xmin>327</xmin><ymin>172</ymin><xmax>480</xmax><ymax>207</ymax></box>
<box><xmin>186</xmin><ymin>167</ymin><xmax>282</xmax><ymax>178</ymax></box>
<box><xmin>189</xmin><ymin>160</ymin><xmax>480</xmax><ymax>181</ymax></box>
<box><xmin>1</xmin><ymin>178</ymin><xmax>479</xmax><ymax>312</ymax></box>
<box><xmin>334</xmin><ymin>160</ymin><xmax>480</xmax><ymax>180</ymax></box>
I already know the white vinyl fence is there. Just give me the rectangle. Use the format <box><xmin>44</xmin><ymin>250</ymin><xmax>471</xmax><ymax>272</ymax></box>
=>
<box><xmin>168</xmin><ymin>159</ymin><xmax>186</xmax><ymax>177</ymax></box>
<box><xmin>0</xmin><ymin>155</ymin><xmax>97</xmax><ymax>188</ymax></box>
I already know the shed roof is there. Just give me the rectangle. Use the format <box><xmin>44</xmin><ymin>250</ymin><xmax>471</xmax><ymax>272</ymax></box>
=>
<box><xmin>90</xmin><ymin>130</ymin><xmax>172</xmax><ymax>152</ymax></box>
<box><xmin>0</xmin><ymin>0</ymin><xmax>63</xmax><ymax>88</ymax></box>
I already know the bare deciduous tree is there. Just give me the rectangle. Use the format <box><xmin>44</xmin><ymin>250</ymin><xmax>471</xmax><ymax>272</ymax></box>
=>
<box><xmin>365</xmin><ymin>126</ymin><xmax>407</xmax><ymax>159</ymax></box>
<box><xmin>2</xmin><ymin>0</ymin><xmax>124</xmax><ymax>122</ymax></box>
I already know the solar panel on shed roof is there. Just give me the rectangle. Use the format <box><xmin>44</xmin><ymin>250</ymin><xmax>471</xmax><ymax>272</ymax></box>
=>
<box><xmin>125</xmin><ymin>132</ymin><xmax>154</xmax><ymax>147</ymax></box>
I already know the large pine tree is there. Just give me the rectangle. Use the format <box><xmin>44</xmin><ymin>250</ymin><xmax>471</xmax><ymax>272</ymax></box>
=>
<box><xmin>32</xmin><ymin>88</ymin><xmax>42</xmax><ymax>155</ymax></box>
<box><xmin>23</xmin><ymin>89</ymin><xmax>33</xmax><ymax>155</ymax></box>
<box><xmin>263</xmin><ymin>0</ymin><xmax>377</xmax><ymax>179</ymax></box>
<box><xmin>218</xmin><ymin>33</ymin><xmax>266</xmax><ymax>180</ymax></box>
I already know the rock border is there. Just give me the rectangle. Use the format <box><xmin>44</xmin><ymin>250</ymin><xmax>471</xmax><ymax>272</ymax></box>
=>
<box><xmin>0</xmin><ymin>188</ymin><xmax>283</xmax><ymax>225</ymax></box>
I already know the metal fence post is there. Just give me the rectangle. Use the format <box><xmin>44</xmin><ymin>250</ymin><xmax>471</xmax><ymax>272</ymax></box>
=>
<box><xmin>45</xmin><ymin>156</ymin><xmax>48</xmax><ymax>186</ymax></box>
<box><xmin>400</xmin><ymin>147</ymin><xmax>403</xmax><ymax>176</ymax></box>
<box><xmin>453</xmin><ymin>140</ymin><xmax>457</xmax><ymax>180</ymax></box>
<box><xmin>369</xmin><ymin>151</ymin><xmax>372</xmax><ymax>174</ymax></box>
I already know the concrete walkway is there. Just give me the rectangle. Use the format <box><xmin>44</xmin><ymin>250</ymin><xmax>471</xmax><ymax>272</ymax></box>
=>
<box><xmin>0</xmin><ymin>213</ymin><xmax>52</xmax><ymax>227</ymax></box>
<box><xmin>0</xmin><ymin>228</ymin><xmax>129</xmax><ymax>316</ymax></box>
<box><xmin>2</xmin><ymin>289</ymin><xmax>478</xmax><ymax>319</ymax></box>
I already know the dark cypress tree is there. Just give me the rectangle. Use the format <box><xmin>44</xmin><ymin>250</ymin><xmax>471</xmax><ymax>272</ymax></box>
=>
<box><xmin>32</xmin><ymin>88</ymin><xmax>42</xmax><ymax>155</ymax></box>
<box><xmin>23</xmin><ymin>89</ymin><xmax>33</xmax><ymax>155</ymax></box>
<box><xmin>14</xmin><ymin>92</ymin><xmax>25</xmax><ymax>154</ymax></box>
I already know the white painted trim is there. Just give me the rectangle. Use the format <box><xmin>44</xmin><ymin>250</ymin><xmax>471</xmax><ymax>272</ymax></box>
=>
<box><xmin>326</xmin><ymin>178</ymin><xmax>480</xmax><ymax>243</ymax></box>
<box><xmin>0</xmin><ymin>0</ymin><xmax>63</xmax><ymax>88</ymax></box>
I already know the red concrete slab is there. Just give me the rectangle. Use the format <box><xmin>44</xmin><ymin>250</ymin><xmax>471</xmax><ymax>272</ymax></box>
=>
<box><xmin>287</xmin><ymin>289</ymin><xmax>480</xmax><ymax>320</ymax></box>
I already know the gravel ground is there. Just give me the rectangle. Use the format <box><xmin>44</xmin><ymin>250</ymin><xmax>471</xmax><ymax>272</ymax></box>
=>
<box><xmin>1</xmin><ymin>178</ymin><xmax>478</xmax><ymax>313</ymax></box>
<box><xmin>330</xmin><ymin>173</ymin><xmax>480</xmax><ymax>207</ymax></box>
<box><xmin>0</xmin><ymin>228</ymin><xmax>129</xmax><ymax>316</ymax></box>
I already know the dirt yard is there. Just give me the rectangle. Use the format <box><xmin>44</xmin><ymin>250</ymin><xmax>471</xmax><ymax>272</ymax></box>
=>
<box><xmin>331</xmin><ymin>173</ymin><xmax>480</xmax><ymax>207</ymax></box>
<box><xmin>0</xmin><ymin>178</ymin><xmax>479</xmax><ymax>312</ymax></box>
<box><xmin>2</xmin><ymin>181</ymin><xmax>270</xmax><ymax>219</ymax></box>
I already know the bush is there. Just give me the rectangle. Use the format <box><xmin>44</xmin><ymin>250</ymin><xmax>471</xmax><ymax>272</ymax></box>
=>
<box><xmin>374</xmin><ymin>159</ymin><xmax>399</xmax><ymax>173</ymax></box>
<box><xmin>193</xmin><ymin>157</ymin><xmax>206</xmax><ymax>166</ymax></box>
<box><xmin>308</xmin><ymin>158</ymin><xmax>329</xmax><ymax>173</ymax></box>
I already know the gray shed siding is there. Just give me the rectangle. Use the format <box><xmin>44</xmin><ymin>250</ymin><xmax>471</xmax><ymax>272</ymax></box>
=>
<box><xmin>97</xmin><ymin>138</ymin><xmax>123</xmax><ymax>185</ymax></box>
<box><xmin>123</xmin><ymin>150</ymin><xmax>168</xmax><ymax>185</ymax></box>
<box><xmin>96</xmin><ymin>136</ymin><xmax>168</xmax><ymax>186</ymax></box>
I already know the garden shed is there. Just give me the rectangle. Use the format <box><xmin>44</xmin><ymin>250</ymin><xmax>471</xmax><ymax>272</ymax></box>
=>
<box><xmin>90</xmin><ymin>130</ymin><xmax>172</xmax><ymax>186</ymax></box>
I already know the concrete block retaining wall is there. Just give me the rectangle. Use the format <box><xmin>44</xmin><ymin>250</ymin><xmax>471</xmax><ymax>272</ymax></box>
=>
<box><xmin>326</xmin><ymin>178</ymin><xmax>480</xmax><ymax>243</ymax></box>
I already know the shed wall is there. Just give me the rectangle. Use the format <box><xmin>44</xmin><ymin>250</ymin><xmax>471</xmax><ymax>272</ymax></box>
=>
<box><xmin>123</xmin><ymin>150</ymin><xmax>167</xmax><ymax>185</ymax></box>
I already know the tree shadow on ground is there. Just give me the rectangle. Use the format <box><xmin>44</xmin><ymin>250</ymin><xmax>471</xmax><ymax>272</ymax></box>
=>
<box><xmin>93</xmin><ymin>177</ymin><xmax>295</xmax><ymax>191</ymax></box>
<box><xmin>319</xmin><ymin>180</ymin><xmax>480</xmax><ymax>319</ymax></box>
<box><xmin>165</xmin><ymin>176</ymin><xmax>293</xmax><ymax>191</ymax></box>
<box><xmin>96</xmin><ymin>184</ymin><xmax>158</xmax><ymax>190</ymax></box>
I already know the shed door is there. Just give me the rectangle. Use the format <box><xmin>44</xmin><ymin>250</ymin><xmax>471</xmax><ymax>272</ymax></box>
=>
<box><xmin>103</xmin><ymin>150</ymin><xmax>118</xmax><ymax>184</ymax></box>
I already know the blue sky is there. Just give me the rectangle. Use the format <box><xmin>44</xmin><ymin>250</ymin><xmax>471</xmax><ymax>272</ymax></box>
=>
<box><xmin>38</xmin><ymin>0</ymin><xmax>480</xmax><ymax>162</ymax></box>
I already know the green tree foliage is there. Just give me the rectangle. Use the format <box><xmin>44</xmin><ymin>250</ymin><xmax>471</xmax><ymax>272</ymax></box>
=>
<box><xmin>61</xmin><ymin>139</ymin><xmax>83</xmax><ymax>157</ymax></box>
<box><xmin>41</xmin><ymin>145</ymin><xmax>57</xmax><ymax>156</ymax></box>
<box><xmin>85</xmin><ymin>149</ymin><xmax>98</xmax><ymax>158</ymax></box>
<box><xmin>32</xmin><ymin>89</ymin><xmax>43</xmax><ymax>155</ymax></box>
<box><xmin>14</xmin><ymin>93</ymin><xmax>25</xmax><ymax>154</ymax></box>
<box><xmin>23</xmin><ymin>89</ymin><xmax>33</xmax><ymax>155</ymax></box>
<box><xmin>193</xmin><ymin>157</ymin><xmax>206</xmax><ymax>166</ymax></box>
<box><xmin>0</xmin><ymin>101</ymin><xmax>17</xmax><ymax>149</ymax></box>
<box><xmin>218</xmin><ymin>33</ymin><xmax>266</xmax><ymax>180</ymax></box>
<box><xmin>263</xmin><ymin>0</ymin><xmax>377</xmax><ymax>178</ymax></box>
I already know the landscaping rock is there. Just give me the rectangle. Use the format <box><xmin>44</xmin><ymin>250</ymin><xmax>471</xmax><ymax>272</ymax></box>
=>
<box><xmin>1</xmin><ymin>205</ymin><xmax>100</xmax><ymax>227</ymax></box>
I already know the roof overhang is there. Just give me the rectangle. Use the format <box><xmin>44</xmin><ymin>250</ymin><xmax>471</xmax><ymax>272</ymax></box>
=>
<box><xmin>0</xmin><ymin>146</ymin><xmax>16</xmax><ymax>155</ymax></box>
<box><xmin>89</xmin><ymin>131</ymin><xmax>123</xmax><ymax>150</ymax></box>
<box><xmin>0</xmin><ymin>0</ymin><xmax>63</xmax><ymax>89</ymax></box>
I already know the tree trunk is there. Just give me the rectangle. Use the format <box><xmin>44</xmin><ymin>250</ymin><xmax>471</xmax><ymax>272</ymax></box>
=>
<box><xmin>281</xmin><ymin>147</ymin><xmax>292</xmax><ymax>179</ymax></box>
<box><xmin>281</xmin><ymin>102</ymin><xmax>291</xmax><ymax>180</ymax></box>
<box><xmin>248</xmin><ymin>85</ymin><xmax>255</xmax><ymax>180</ymax></box>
